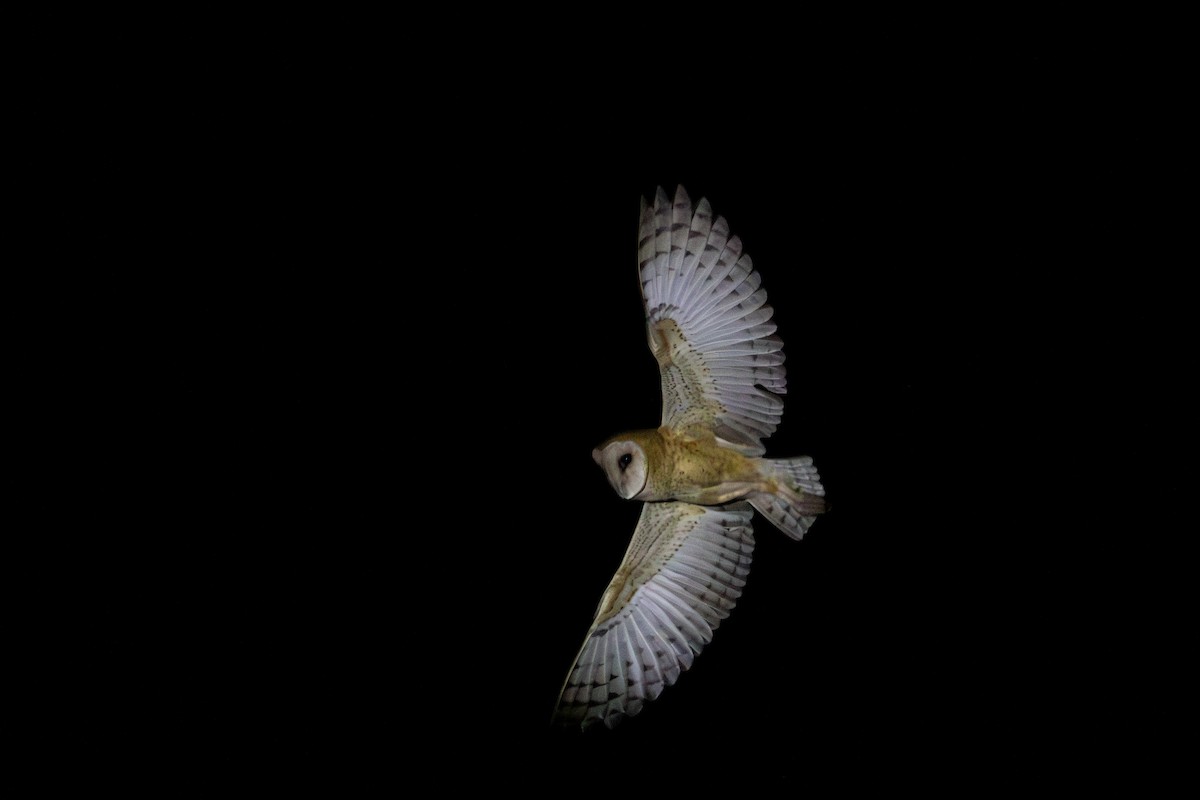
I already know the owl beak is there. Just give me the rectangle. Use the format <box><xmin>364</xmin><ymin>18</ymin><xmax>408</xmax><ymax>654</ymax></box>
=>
<box><xmin>591</xmin><ymin>448</ymin><xmax>602</xmax><ymax>465</ymax></box>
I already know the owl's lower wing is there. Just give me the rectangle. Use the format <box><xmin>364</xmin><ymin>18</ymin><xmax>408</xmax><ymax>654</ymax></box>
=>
<box><xmin>553</xmin><ymin>501</ymin><xmax>755</xmax><ymax>730</ymax></box>
<box><xmin>639</xmin><ymin>187</ymin><xmax>787</xmax><ymax>456</ymax></box>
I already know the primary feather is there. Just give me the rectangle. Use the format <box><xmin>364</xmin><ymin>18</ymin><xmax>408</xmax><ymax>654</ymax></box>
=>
<box><xmin>553</xmin><ymin>502</ymin><xmax>755</xmax><ymax>730</ymax></box>
<box><xmin>639</xmin><ymin>186</ymin><xmax>786</xmax><ymax>455</ymax></box>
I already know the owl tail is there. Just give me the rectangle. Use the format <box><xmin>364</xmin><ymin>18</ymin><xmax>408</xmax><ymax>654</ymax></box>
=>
<box><xmin>749</xmin><ymin>456</ymin><xmax>826</xmax><ymax>540</ymax></box>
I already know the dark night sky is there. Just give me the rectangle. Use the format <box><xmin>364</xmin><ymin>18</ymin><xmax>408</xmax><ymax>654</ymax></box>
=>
<box><xmin>71</xmin><ymin>35</ymin><xmax>1186</xmax><ymax>791</ymax></box>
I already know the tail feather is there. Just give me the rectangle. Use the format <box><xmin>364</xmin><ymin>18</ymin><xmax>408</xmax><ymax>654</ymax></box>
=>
<box><xmin>749</xmin><ymin>456</ymin><xmax>826</xmax><ymax>540</ymax></box>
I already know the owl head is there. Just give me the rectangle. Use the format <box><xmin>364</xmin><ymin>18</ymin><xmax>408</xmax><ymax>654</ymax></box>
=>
<box><xmin>592</xmin><ymin>438</ymin><xmax>648</xmax><ymax>500</ymax></box>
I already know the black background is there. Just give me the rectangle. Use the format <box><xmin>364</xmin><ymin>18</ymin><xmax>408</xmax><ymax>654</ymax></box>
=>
<box><xmin>56</xmin><ymin>32</ymin><xmax>1187</xmax><ymax>791</ymax></box>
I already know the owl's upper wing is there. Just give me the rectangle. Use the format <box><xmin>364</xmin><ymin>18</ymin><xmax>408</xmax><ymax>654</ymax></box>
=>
<box><xmin>639</xmin><ymin>186</ymin><xmax>786</xmax><ymax>455</ymax></box>
<box><xmin>553</xmin><ymin>500</ymin><xmax>755</xmax><ymax>730</ymax></box>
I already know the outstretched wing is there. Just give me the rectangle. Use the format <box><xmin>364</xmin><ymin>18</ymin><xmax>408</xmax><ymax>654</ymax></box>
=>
<box><xmin>553</xmin><ymin>501</ymin><xmax>755</xmax><ymax>730</ymax></box>
<box><xmin>639</xmin><ymin>186</ymin><xmax>786</xmax><ymax>456</ymax></box>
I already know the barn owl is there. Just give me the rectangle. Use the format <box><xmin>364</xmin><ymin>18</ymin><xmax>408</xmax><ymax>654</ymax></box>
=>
<box><xmin>553</xmin><ymin>186</ymin><xmax>826</xmax><ymax>730</ymax></box>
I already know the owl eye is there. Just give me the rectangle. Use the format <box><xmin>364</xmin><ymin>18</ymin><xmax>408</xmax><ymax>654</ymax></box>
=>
<box><xmin>618</xmin><ymin>453</ymin><xmax>633</xmax><ymax>471</ymax></box>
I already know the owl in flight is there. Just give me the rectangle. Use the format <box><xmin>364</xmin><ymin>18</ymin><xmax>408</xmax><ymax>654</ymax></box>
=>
<box><xmin>553</xmin><ymin>186</ymin><xmax>826</xmax><ymax>730</ymax></box>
